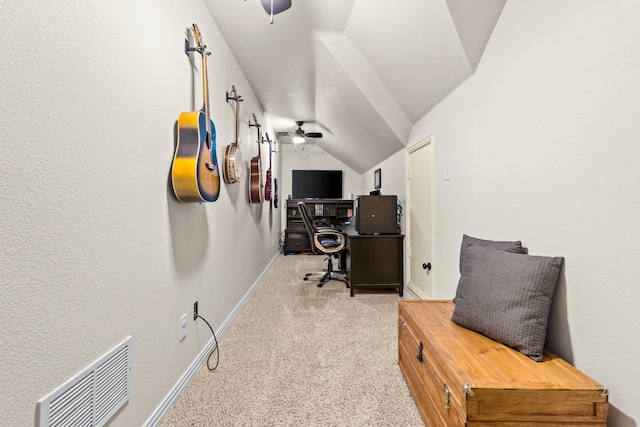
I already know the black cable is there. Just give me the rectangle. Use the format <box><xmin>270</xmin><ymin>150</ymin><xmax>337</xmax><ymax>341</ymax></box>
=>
<box><xmin>196</xmin><ymin>315</ymin><xmax>219</xmax><ymax>371</ymax></box>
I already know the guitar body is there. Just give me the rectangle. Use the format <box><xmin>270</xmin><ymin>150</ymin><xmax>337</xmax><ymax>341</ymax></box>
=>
<box><xmin>172</xmin><ymin>111</ymin><xmax>220</xmax><ymax>202</ymax></box>
<box><xmin>264</xmin><ymin>136</ymin><xmax>273</xmax><ymax>202</ymax></box>
<box><xmin>223</xmin><ymin>144</ymin><xmax>242</xmax><ymax>184</ymax></box>
<box><xmin>273</xmin><ymin>177</ymin><xmax>279</xmax><ymax>208</ymax></box>
<box><xmin>249</xmin><ymin>155</ymin><xmax>263</xmax><ymax>204</ymax></box>
<box><xmin>264</xmin><ymin>169</ymin><xmax>272</xmax><ymax>201</ymax></box>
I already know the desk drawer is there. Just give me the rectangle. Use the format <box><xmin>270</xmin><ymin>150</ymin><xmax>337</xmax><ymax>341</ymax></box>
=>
<box><xmin>287</xmin><ymin>221</ymin><xmax>306</xmax><ymax>230</ymax></box>
<box><xmin>285</xmin><ymin>231</ymin><xmax>310</xmax><ymax>252</ymax></box>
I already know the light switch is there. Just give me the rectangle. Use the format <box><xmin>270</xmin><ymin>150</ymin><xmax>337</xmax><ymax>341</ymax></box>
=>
<box><xmin>444</xmin><ymin>163</ymin><xmax>451</xmax><ymax>181</ymax></box>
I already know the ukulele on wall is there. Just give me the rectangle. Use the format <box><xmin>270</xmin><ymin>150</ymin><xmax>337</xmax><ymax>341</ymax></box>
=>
<box><xmin>248</xmin><ymin>114</ymin><xmax>264</xmax><ymax>204</ymax></box>
<box><xmin>264</xmin><ymin>133</ymin><xmax>273</xmax><ymax>202</ymax></box>
<box><xmin>223</xmin><ymin>86</ymin><xmax>243</xmax><ymax>184</ymax></box>
<box><xmin>171</xmin><ymin>23</ymin><xmax>220</xmax><ymax>202</ymax></box>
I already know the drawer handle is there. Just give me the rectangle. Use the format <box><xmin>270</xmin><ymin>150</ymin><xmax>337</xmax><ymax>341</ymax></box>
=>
<box><xmin>444</xmin><ymin>385</ymin><xmax>451</xmax><ymax>410</ymax></box>
<box><xmin>417</xmin><ymin>342</ymin><xmax>424</xmax><ymax>363</ymax></box>
<box><xmin>401</xmin><ymin>321</ymin><xmax>407</xmax><ymax>335</ymax></box>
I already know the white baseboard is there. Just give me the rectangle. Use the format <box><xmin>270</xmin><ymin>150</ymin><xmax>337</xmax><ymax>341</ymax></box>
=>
<box><xmin>401</xmin><ymin>286</ymin><xmax>420</xmax><ymax>300</ymax></box>
<box><xmin>406</xmin><ymin>282</ymin><xmax>431</xmax><ymax>300</ymax></box>
<box><xmin>143</xmin><ymin>251</ymin><xmax>280</xmax><ymax>427</ymax></box>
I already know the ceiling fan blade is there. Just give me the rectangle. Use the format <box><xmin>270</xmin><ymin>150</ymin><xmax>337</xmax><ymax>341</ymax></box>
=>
<box><xmin>305</xmin><ymin>132</ymin><xmax>323</xmax><ymax>138</ymax></box>
<box><xmin>260</xmin><ymin>0</ymin><xmax>292</xmax><ymax>15</ymax></box>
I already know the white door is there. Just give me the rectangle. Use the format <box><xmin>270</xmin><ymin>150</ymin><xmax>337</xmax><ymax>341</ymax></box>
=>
<box><xmin>407</xmin><ymin>136</ymin><xmax>434</xmax><ymax>299</ymax></box>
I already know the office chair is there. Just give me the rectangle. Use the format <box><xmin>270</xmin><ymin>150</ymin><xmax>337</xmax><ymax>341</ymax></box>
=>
<box><xmin>297</xmin><ymin>201</ymin><xmax>349</xmax><ymax>288</ymax></box>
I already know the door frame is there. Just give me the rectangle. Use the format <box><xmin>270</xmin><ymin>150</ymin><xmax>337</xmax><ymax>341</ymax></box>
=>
<box><xmin>405</xmin><ymin>134</ymin><xmax>436</xmax><ymax>299</ymax></box>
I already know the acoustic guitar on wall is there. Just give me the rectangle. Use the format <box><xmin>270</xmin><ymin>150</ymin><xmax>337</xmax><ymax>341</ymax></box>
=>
<box><xmin>248</xmin><ymin>114</ymin><xmax>264</xmax><ymax>204</ymax></box>
<box><xmin>264</xmin><ymin>133</ymin><xmax>273</xmax><ymax>202</ymax></box>
<box><xmin>171</xmin><ymin>23</ymin><xmax>220</xmax><ymax>202</ymax></box>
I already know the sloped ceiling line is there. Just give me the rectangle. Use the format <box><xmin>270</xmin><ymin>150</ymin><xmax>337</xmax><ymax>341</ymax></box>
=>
<box><xmin>203</xmin><ymin>0</ymin><xmax>506</xmax><ymax>172</ymax></box>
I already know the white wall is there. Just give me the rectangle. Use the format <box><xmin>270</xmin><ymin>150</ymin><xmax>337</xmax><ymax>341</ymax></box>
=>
<box><xmin>361</xmin><ymin>150</ymin><xmax>407</xmax><ymax>231</ymax></box>
<box><xmin>280</xmin><ymin>143</ymin><xmax>360</xmax><ymax>229</ymax></box>
<box><xmin>0</xmin><ymin>1</ymin><xmax>280</xmax><ymax>425</ymax></box>
<box><xmin>407</xmin><ymin>1</ymin><xmax>640</xmax><ymax>425</ymax></box>
<box><xmin>361</xmin><ymin>150</ymin><xmax>406</xmax><ymax>199</ymax></box>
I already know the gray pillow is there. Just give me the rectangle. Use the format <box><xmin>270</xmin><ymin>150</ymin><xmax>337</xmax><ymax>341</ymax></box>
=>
<box><xmin>459</xmin><ymin>234</ymin><xmax>524</xmax><ymax>272</ymax></box>
<box><xmin>454</xmin><ymin>234</ymin><xmax>525</xmax><ymax>302</ymax></box>
<box><xmin>451</xmin><ymin>244</ymin><xmax>564</xmax><ymax>361</ymax></box>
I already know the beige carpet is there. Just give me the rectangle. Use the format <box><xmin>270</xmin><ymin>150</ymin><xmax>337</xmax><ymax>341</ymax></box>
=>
<box><xmin>159</xmin><ymin>254</ymin><xmax>424</xmax><ymax>426</ymax></box>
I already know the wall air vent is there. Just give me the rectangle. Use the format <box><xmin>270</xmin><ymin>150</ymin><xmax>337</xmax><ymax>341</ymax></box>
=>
<box><xmin>275</xmin><ymin>130</ymin><xmax>316</xmax><ymax>145</ymax></box>
<box><xmin>37</xmin><ymin>336</ymin><xmax>133</xmax><ymax>427</ymax></box>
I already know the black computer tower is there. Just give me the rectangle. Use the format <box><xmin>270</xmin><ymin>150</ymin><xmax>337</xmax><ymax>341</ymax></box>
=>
<box><xmin>355</xmin><ymin>195</ymin><xmax>398</xmax><ymax>234</ymax></box>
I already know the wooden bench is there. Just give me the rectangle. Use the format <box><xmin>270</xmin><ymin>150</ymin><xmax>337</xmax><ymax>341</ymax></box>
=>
<box><xmin>398</xmin><ymin>300</ymin><xmax>608</xmax><ymax>426</ymax></box>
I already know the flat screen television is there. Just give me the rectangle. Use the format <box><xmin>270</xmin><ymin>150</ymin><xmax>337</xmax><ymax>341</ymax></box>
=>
<box><xmin>292</xmin><ymin>170</ymin><xmax>343</xmax><ymax>199</ymax></box>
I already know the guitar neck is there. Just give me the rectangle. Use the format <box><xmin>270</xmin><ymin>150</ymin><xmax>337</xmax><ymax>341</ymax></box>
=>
<box><xmin>251</xmin><ymin>115</ymin><xmax>262</xmax><ymax>157</ymax></box>
<box><xmin>234</xmin><ymin>89</ymin><xmax>240</xmax><ymax>147</ymax></box>
<box><xmin>201</xmin><ymin>47</ymin><xmax>211</xmax><ymax>134</ymax></box>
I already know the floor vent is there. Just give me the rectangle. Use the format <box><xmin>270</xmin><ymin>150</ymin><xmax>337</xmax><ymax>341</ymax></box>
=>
<box><xmin>37</xmin><ymin>336</ymin><xmax>133</xmax><ymax>427</ymax></box>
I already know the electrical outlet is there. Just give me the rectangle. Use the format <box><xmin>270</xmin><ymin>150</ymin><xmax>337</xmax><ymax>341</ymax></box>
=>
<box><xmin>193</xmin><ymin>301</ymin><xmax>198</xmax><ymax>321</ymax></box>
<box><xmin>179</xmin><ymin>314</ymin><xmax>187</xmax><ymax>341</ymax></box>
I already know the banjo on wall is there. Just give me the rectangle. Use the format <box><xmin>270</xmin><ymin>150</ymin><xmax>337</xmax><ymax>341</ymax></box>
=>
<box><xmin>223</xmin><ymin>85</ymin><xmax>243</xmax><ymax>184</ymax></box>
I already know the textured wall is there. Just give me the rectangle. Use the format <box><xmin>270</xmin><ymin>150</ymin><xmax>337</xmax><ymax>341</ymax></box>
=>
<box><xmin>0</xmin><ymin>0</ymin><xmax>280</xmax><ymax>425</ymax></box>
<box><xmin>280</xmin><ymin>144</ymin><xmax>361</xmax><ymax>230</ymax></box>
<box><xmin>407</xmin><ymin>1</ymin><xmax>640</xmax><ymax>425</ymax></box>
<box><xmin>361</xmin><ymin>150</ymin><xmax>407</xmax><ymax>202</ymax></box>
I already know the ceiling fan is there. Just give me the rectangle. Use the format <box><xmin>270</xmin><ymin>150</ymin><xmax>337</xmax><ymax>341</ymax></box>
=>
<box><xmin>292</xmin><ymin>121</ymin><xmax>323</xmax><ymax>143</ymax></box>
<box><xmin>259</xmin><ymin>0</ymin><xmax>291</xmax><ymax>23</ymax></box>
<box><xmin>275</xmin><ymin>121</ymin><xmax>324</xmax><ymax>144</ymax></box>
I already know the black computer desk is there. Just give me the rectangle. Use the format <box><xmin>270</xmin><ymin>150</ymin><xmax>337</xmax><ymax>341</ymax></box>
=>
<box><xmin>339</xmin><ymin>225</ymin><xmax>404</xmax><ymax>297</ymax></box>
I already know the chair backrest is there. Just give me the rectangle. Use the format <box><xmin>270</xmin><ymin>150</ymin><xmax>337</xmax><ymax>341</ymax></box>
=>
<box><xmin>297</xmin><ymin>201</ymin><xmax>318</xmax><ymax>249</ymax></box>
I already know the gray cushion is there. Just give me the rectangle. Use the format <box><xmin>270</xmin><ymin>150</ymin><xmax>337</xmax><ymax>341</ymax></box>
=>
<box><xmin>451</xmin><ymin>244</ymin><xmax>564</xmax><ymax>361</ymax></box>
<box><xmin>459</xmin><ymin>234</ymin><xmax>524</xmax><ymax>272</ymax></box>
<box><xmin>454</xmin><ymin>234</ymin><xmax>525</xmax><ymax>302</ymax></box>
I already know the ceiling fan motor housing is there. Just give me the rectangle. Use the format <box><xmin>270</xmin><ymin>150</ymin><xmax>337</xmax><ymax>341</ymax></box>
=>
<box><xmin>295</xmin><ymin>121</ymin><xmax>322</xmax><ymax>138</ymax></box>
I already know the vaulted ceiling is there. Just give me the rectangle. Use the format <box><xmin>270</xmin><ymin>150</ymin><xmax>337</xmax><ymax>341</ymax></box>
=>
<box><xmin>204</xmin><ymin>0</ymin><xmax>506</xmax><ymax>173</ymax></box>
